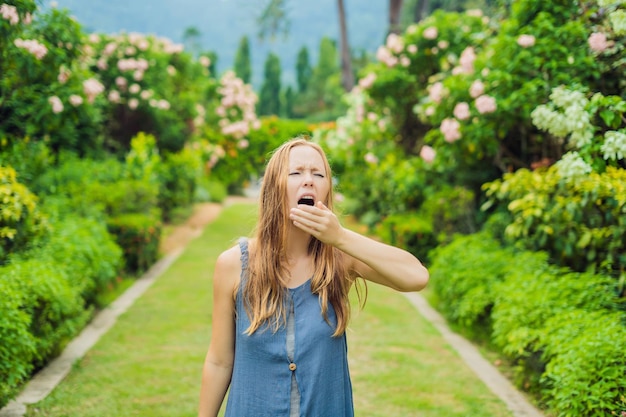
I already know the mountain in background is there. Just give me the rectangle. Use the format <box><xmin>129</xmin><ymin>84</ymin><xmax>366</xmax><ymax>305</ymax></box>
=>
<box><xmin>47</xmin><ymin>0</ymin><xmax>388</xmax><ymax>88</ymax></box>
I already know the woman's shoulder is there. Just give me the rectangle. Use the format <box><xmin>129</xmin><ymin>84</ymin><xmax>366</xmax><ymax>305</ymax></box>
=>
<box><xmin>214</xmin><ymin>241</ymin><xmax>248</xmax><ymax>290</ymax></box>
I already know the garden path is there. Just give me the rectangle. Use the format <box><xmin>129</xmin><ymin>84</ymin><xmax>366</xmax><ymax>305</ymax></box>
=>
<box><xmin>0</xmin><ymin>195</ymin><xmax>544</xmax><ymax>417</ymax></box>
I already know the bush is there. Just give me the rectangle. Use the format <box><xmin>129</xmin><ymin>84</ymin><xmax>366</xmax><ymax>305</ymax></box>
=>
<box><xmin>0</xmin><ymin>166</ymin><xmax>49</xmax><ymax>263</ymax></box>
<box><xmin>482</xmin><ymin>166</ymin><xmax>626</xmax><ymax>284</ymax></box>
<box><xmin>28</xmin><ymin>216</ymin><xmax>124</xmax><ymax>305</ymax></box>
<box><xmin>0</xmin><ymin>273</ymin><xmax>35</xmax><ymax>409</ymax></box>
<box><xmin>158</xmin><ymin>147</ymin><xmax>202</xmax><ymax>221</ymax></box>
<box><xmin>107</xmin><ymin>211</ymin><xmax>161</xmax><ymax>274</ymax></box>
<box><xmin>430</xmin><ymin>231</ymin><xmax>626</xmax><ymax>416</ymax></box>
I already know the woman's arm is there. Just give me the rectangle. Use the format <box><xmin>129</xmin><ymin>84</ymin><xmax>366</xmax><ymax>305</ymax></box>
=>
<box><xmin>198</xmin><ymin>247</ymin><xmax>240</xmax><ymax>417</ymax></box>
<box><xmin>290</xmin><ymin>202</ymin><xmax>429</xmax><ymax>291</ymax></box>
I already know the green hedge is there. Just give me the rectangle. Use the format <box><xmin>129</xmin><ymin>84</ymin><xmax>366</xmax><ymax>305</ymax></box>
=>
<box><xmin>107</xmin><ymin>211</ymin><xmax>162</xmax><ymax>274</ymax></box>
<box><xmin>429</xmin><ymin>232</ymin><xmax>626</xmax><ymax>416</ymax></box>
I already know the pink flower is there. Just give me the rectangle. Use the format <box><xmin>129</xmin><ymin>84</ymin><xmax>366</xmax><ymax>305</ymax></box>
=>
<box><xmin>440</xmin><ymin>118</ymin><xmax>461</xmax><ymax>143</ymax></box>
<box><xmin>199</xmin><ymin>56</ymin><xmax>211</xmax><ymax>67</ymax></box>
<box><xmin>423</xmin><ymin>27</ymin><xmax>438</xmax><ymax>40</ymax></box>
<box><xmin>469</xmin><ymin>79</ymin><xmax>485</xmax><ymax>98</ymax></box>
<box><xmin>453</xmin><ymin>102</ymin><xmax>471</xmax><ymax>120</ymax></box>
<box><xmin>459</xmin><ymin>46</ymin><xmax>476</xmax><ymax>74</ymax></box>
<box><xmin>83</xmin><ymin>78</ymin><xmax>105</xmax><ymax>103</ymax></box>
<box><xmin>400</xmin><ymin>56</ymin><xmax>411</xmax><ymax>67</ymax></box>
<box><xmin>376</xmin><ymin>46</ymin><xmax>398</xmax><ymax>67</ymax></box>
<box><xmin>420</xmin><ymin>145</ymin><xmax>436</xmax><ymax>163</ymax></box>
<box><xmin>1</xmin><ymin>4</ymin><xmax>19</xmax><ymax>25</ymax></box>
<box><xmin>108</xmin><ymin>90</ymin><xmax>121</xmax><ymax>103</ymax></box>
<box><xmin>407</xmin><ymin>44</ymin><xmax>418</xmax><ymax>54</ymax></box>
<box><xmin>428</xmin><ymin>82</ymin><xmax>444</xmax><ymax>104</ymax></box>
<box><xmin>517</xmin><ymin>34</ymin><xmax>536</xmax><ymax>48</ymax></box>
<box><xmin>364</xmin><ymin>152</ymin><xmax>379</xmax><ymax>164</ymax></box>
<box><xmin>69</xmin><ymin>95</ymin><xmax>83</xmax><ymax>106</ymax></box>
<box><xmin>58</xmin><ymin>67</ymin><xmax>70</xmax><ymax>84</ymax></box>
<box><xmin>358</xmin><ymin>73</ymin><xmax>376</xmax><ymax>89</ymax></box>
<box><xmin>128</xmin><ymin>98</ymin><xmax>139</xmax><ymax>110</ymax></box>
<box><xmin>237</xmin><ymin>139</ymin><xmax>249</xmax><ymax>149</ymax></box>
<box><xmin>588</xmin><ymin>32</ymin><xmax>608</xmax><ymax>53</ymax></box>
<box><xmin>475</xmin><ymin>94</ymin><xmax>497</xmax><ymax>114</ymax></box>
<box><xmin>386</xmin><ymin>33</ymin><xmax>404</xmax><ymax>53</ymax></box>
<box><xmin>14</xmin><ymin>39</ymin><xmax>47</xmax><ymax>60</ymax></box>
<box><xmin>48</xmin><ymin>96</ymin><xmax>64</xmax><ymax>113</ymax></box>
<box><xmin>23</xmin><ymin>13</ymin><xmax>32</xmax><ymax>25</ymax></box>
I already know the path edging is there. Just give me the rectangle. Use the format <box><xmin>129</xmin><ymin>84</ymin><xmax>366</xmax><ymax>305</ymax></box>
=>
<box><xmin>403</xmin><ymin>292</ymin><xmax>545</xmax><ymax>417</ymax></box>
<box><xmin>0</xmin><ymin>248</ymin><xmax>185</xmax><ymax>417</ymax></box>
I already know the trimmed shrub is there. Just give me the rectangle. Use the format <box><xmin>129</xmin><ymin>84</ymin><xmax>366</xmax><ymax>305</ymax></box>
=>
<box><xmin>0</xmin><ymin>166</ymin><xmax>49</xmax><ymax>263</ymax></box>
<box><xmin>107</xmin><ymin>211</ymin><xmax>161</xmax><ymax>274</ymax></box>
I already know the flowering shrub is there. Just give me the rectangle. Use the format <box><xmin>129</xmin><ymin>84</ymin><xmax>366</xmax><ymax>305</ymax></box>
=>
<box><xmin>1</xmin><ymin>2</ymin><xmax>105</xmax><ymax>154</ymax></box>
<box><xmin>86</xmin><ymin>31</ymin><xmax>215</xmax><ymax>153</ymax></box>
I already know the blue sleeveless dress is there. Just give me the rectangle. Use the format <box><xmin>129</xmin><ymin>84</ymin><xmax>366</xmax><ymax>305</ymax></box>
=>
<box><xmin>224</xmin><ymin>239</ymin><xmax>354</xmax><ymax>417</ymax></box>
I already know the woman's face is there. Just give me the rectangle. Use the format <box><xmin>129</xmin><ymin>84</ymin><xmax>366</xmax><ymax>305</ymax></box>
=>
<box><xmin>286</xmin><ymin>145</ymin><xmax>330</xmax><ymax>209</ymax></box>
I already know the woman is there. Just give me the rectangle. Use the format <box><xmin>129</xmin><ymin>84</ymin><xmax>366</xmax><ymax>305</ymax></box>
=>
<box><xmin>198</xmin><ymin>138</ymin><xmax>429</xmax><ymax>417</ymax></box>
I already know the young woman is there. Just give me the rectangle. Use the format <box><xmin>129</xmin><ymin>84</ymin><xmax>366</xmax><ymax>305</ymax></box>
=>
<box><xmin>198</xmin><ymin>138</ymin><xmax>429</xmax><ymax>417</ymax></box>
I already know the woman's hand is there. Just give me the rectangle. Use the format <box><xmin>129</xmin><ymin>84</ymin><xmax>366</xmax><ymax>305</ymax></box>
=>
<box><xmin>289</xmin><ymin>201</ymin><xmax>346</xmax><ymax>246</ymax></box>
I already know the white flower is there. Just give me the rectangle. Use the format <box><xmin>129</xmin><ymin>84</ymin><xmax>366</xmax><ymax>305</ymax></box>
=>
<box><xmin>555</xmin><ymin>152</ymin><xmax>592</xmax><ymax>180</ymax></box>
<box><xmin>601</xmin><ymin>130</ymin><xmax>626</xmax><ymax>161</ymax></box>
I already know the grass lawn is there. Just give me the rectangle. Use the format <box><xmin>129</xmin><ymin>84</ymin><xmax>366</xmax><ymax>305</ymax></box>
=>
<box><xmin>25</xmin><ymin>202</ymin><xmax>513</xmax><ymax>417</ymax></box>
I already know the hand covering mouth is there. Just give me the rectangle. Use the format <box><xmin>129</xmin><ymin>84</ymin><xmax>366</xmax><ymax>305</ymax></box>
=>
<box><xmin>297</xmin><ymin>195</ymin><xmax>315</xmax><ymax>206</ymax></box>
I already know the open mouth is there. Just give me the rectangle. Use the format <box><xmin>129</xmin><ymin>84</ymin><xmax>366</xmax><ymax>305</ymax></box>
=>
<box><xmin>297</xmin><ymin>196</ymin><xmax>315</xmax><ymax>206</ymax></box>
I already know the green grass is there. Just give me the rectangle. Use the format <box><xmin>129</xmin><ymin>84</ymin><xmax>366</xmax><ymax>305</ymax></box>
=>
<box><xmin>25</xmin><ymin>202</ymin><xmax>513</xmax><ymax>417</ymax></box>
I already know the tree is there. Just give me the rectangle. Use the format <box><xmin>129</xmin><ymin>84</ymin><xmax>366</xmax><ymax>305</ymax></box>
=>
<box><xmin>295</xmin><ymin>46</ymin><xmax>312</xmax><ymax>93</ymax></box>
<box><xmin>258</xmin><ymin>52</ymin><xmax>282</xmax><ymax>116</ymax></box>
<box><xmin>182</xmin><ymin>26</ymin><xmax>202</xmax><ymax>56</ymax></box>
<box><xmin>234</xmin><ymin>36</ymin><xmax>252</xmax><ymax>84</ymax></box>
<box><xmin>257</xmin><ymin>0</ymin><xmax>290</xmax><ymax>41</ymax></box>
<box><xmin>389</xmin><ymin>0</ymin><xmax>404</xmax><ymax>35</ymax></box>
<box><xmin>336</xmin><ymin>0</ymin><xmax>354</xmax><ymax>91</ymax></box>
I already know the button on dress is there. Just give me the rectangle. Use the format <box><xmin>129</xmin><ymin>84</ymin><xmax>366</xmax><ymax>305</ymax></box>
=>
<box><xmin>224</xmin><ymin>239</ymin><xmax>354</xmax><ymax>417</ymax></box>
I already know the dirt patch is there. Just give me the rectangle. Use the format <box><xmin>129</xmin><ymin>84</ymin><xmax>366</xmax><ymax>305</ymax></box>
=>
<box><xmin>159</xmin><ymin>202</ymin><xmax>223</xmax><ymax>255</ymax></box>
<box><xmin>159</xmin><ymin>196</ymin><xmax>257</xmax><ymax>255</ymax></box>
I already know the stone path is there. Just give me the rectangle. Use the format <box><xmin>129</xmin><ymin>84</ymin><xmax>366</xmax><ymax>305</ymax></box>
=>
<box><xmin>1</xmin><ymin>197</ymin><xmax>544</xmax><ymax>417</ymax></box>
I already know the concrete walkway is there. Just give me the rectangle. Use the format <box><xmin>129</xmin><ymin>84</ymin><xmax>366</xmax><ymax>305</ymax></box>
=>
<box><xmin>1</xmin><ymin>197</ymin><xmax>544</xmax><ymax>417</ymax></box>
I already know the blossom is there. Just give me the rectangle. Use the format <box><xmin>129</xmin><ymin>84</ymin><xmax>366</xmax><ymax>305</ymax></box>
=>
<box><xmin>83</xmin><ymin>78</ymin><xmax>105</xmax><ymax>103</ymax></box>
<box><xmin>423</xmin><ymin>27</ymin><xmax>438</xmax><ymax>40</ymax></box>
<box><xmin>428</xmin><ymin>82</ymin><xmax>444</xmax><ymax>104</ymax></box>
<box><xmin>108</xmin><ymin>90</ymin><xmax>121</xmax><ymax>103</ymax></box>
<box><xmin>420</xmin><ymin>145</ymin><xmax>436</xmax><ymax>163</ymax></box>
<box><xmin>237</xmin><ymin>139</ymin><xmax>249</xmax><ymax>149</ymax></box>
<box><xmin>517</xmin><ymin>34</ymin><xmax>536</xmax><ymax>48</ymax></box>
<box><xmin>469</xmin><ymin>80</ymin><xmax>485</xmax><ymax>98</ymax></box>
<box><xmin>400</xmin><ymin>56</ymin><xmax>411</xmax><ymax>67</ymax></box>
<box><xmin>1</xmin><ymin>4</ymin><xmax>19</xmax><ymax>25</ymax></box>
<box><xmin>364</xmin><ymin>152</ymin><xmax>379</xmax><ymax>164</ymax></box>
<box><xmin>601</xmin><ymin>130</ymin><xmax>626</xmax><ymax>161</ymax></box>
<box><xmin>475</xmin><ymin>94</ymin><xmax>497</xmax><ymax>114</ymax></box>
<box><xmin>58</xmin><ymin>67</ymin><xmax>71</xmax><ymax>84</ymax></box>
<box><xmin>376</xmin><ymin>46</ymin><xmax>398</xmax><ymax>67</ymax></box>
<box><xmin>407</xmin><ymin>44</ymin><xmax>418</xmax><ymax>54</ymax></box>
<box><xmin>167</xmin><ymin>65</ymin><xmax>177</xmax><ymax>76</ymax></box>
<box><xmin>555</xmin><ymin>152</ymin><xmax>592</xmax><ymax>180</ymax></box>
<box><xmin>440</xmin><ymin>118</ymin><xmax>461</xmax><ymax>143</ymax></box>
<box><xmin>459</xmin><ymin>46</ymin><xmax>476</xmax><ymax>74</ymax></box>
<box><xmin>48</xmin><ymin>96</ymin><xmax>64</xmax><ymax>113</ymax></box>
<box><xmin>129</xmin><ymin>83</ymin><xmax>141</xmax><ymax>94</ymax></box>
<box><xmin>14</xmin><ymin>39</ymin><xmax>48</xmax><ymax>60</ymax></box>
<box><xmin>386</xmin><ymin>33</ymin><xmax>404</xmax><ymax>54</ymax></box>
<box><xmin>23</xmin><ymin>13</ymin><xmax>31</xmax><ymax>25</ymax></box>
<box><xmin>199</xmin><ymin>56</ymin><xmax>211</xmax><ymax>67</ymax></box>
<box><xmin>437</xmin><ymin>40</ymin><xmax>449</xmax><ymax>49</ymax></box>
<box><xmin>115</xmin><ymin>76</ymin><xmax>127</xmax><ymax>89</ymax></box>
<box><xmin>128</xmin><ymin>98</ymin><xmax>139</xmax><ymax>110</ymax></box>
<box><xmin>69</xmin><ymin>95</ymin><xmax>83</xmax><ymax>106</ymax></box>
<box><xmin>588</xmin><ymin>32</ymin><xmax>608</xmax><ymax>53</ymax></box>
<box><xmin>453</xmin><ymin>102</ymin><xmax>471</xmax><ymax>120</ymax></box>
<box><xmin>358</xmin><ymin>73</ymin><xmax>376</xmax><ymax>89</ymax></box>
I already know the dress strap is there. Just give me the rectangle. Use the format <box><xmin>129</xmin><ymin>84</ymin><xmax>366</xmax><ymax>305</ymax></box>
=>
<box><xmin>238</xmin><ymin>238</ymin><xmax>249</xmax><ymax>273</ymax></box>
